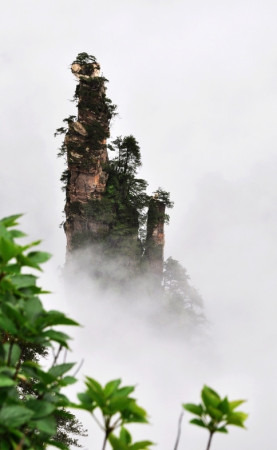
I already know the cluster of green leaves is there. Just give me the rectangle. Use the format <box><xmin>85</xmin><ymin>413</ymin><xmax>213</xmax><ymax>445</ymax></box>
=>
<box><xmin>183</xmin><ymin>385</ymin><xmax>248</xmax><ymax>450</ymax></box>
<box><xmin>0</xmin><ymin>214</ymin><xmax>153</xmax><ymax>449</ymax></box>
<box><xmin>0</xmin><ymin>214</ymin><xmax>81</xmax><ymax>448</ymax></box>
<box><xmin>75</xmin><ymin>377</ymin><xmax>153</xmax><ymax>450</ymax></box>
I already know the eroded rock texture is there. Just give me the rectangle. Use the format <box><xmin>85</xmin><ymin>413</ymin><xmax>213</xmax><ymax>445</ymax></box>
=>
<box><xmin>63</xmin><ymin>57</ymin><xmax>115</xmax><ymax>251</ymax></box>
<box><xmin>144</xmin><ymin>198</ymin><xmax>166</xmax><ymax>279</ymax></box>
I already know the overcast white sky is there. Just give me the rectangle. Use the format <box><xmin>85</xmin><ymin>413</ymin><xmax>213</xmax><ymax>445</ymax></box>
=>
<box><xmin>1</xmin><ymin>1</ymin><xmax>277</xmax><ymax>449</ymax></box>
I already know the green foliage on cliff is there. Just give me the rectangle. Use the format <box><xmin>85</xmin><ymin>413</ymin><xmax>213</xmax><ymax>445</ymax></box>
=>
<box><xmin>108</xmin><ymin>136</ymin><xmax>142</xmax><ymax>176</ymax></box>
<box><xmin>67</xmin><ymin>136</ymin><xmax>148</xmax><ymax>262</ymax></box>
<box><xmin>106</xmin><ymin>136</ymin><xmax>149</xmax><ymax>230</ymax></box>
<box><xmin>72</xmin><ymin>52</ymin><xmax>98</xmax><ymax>65</ymax></box>
<box><xmin>55</xmin><ymin>53</ymin><xmax>117</xmax><ymax>164</ymax></box>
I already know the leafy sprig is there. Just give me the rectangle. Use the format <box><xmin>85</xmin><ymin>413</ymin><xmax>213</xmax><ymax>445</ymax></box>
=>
<box><xmin>183</xmin><ymin>385</ymin><xmax>248</xmax><ymax>450</ymax></box>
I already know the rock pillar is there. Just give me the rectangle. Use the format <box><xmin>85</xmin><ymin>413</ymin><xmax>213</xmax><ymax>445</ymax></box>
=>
<box><xmin>63</xmin><ymin>57</ymin><xmax>115</xmax><ymax>251</ymax></box>
<box><xmin>144</xmin><ymin>198</ymin><xmax>166</xmax><ymax>279</ymax></box>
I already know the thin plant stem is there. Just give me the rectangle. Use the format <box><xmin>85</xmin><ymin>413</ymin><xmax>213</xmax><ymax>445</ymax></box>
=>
<box><xmin>206</xmin><ymin>431</ymin><xmax>214</xmax><ymax>450</ymax></box>
<box><xmin>92</xmin><ymin>412</ymin><xmax>105</xmax><ymax>431</ymax></box>
<box><xmin>102</xmin><ymin>418</ymin><xmax>111</xmax><ymax>450</ymax></box>
<box><xmin>111</xmin><ymin>415</ymin><xmax>122</xmax><ymax>429</ymax></box>
<box><xmin>15</xmin><ymin>437</ymin><xmax>25</xmax><ymax>450</ymax></box>
<box><xmin>51</xmin><ymin>344</ymin><xmax>62</xmax><ymax>368</ymax></box>
<box><xmin>13</xmin><ymin>350</ymin><xmax>23</xmax><ymax>380</ymax></box>
<box><xmin>73</xmin><ymin>358</ymin><xmax>84</xmax><ymax>377</ymax></box>
<box><xmin>102</xmin><ymin>432</ymin><xmax>109</xmax><ymax>450</ymax></box>
<box><xmin>173</xmin><ymin>411</ymin><xmax>184</xmax><ymax>450</ymax></box>
<box><xmin>7</xmin><ymin>341</ymin><xmax>14</xmax><ymax>366</ymax></box>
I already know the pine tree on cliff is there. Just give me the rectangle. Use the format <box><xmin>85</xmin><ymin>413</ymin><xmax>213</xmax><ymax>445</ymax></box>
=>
<box><xmin>56</xmin><ymin>52</ymin><xmax>172</xmax><ymax>279</ymax></box>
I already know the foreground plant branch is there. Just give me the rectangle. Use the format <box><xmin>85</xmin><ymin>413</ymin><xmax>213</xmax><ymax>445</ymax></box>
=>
<box><xmin>183</xmin><ymin>385</ymin><xmax>248</xmax><ymax>450</ymax></box>
<box><xmin>0</xmin><ymin>214</ymin><xmax>153</xmax><ymax>449</ymax></box>
<box><xmin>73</xmin><ymin>377</ymin><xmax>153</xmax><ymax>450</ymax></box>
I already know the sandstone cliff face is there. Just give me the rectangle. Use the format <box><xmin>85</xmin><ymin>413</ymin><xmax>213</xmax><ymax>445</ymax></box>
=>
<box><xmin>63</xmin><ymin>58</ymin><xmax>114</xmax><ymax>251</ymax></box>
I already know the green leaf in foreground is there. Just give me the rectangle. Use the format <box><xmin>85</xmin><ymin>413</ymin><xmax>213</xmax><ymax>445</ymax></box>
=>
<box><xmin>0</xmin><ymin>405</ymin><xmax>34</xmax><ymax>428</ymax></box>
<box><xmin>0</xmin><ymin>374</ymin><xmax>16</xmax><ymax>387</ymax></box>
<box><xmin>182</xmin><ymin>403</ymin><xmax>203</xmax><ymax>416</ymax></box>
<box><xmin>183</xmin><ymin>385</ymin><xmax>248</xmax><ymax>449</ymax></box>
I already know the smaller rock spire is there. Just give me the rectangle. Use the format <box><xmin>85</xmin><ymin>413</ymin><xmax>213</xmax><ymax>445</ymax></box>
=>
<box><xmin>144</xmin><ymin>197</ymin><xmax>166</xmax><ymax>278</ymax></box>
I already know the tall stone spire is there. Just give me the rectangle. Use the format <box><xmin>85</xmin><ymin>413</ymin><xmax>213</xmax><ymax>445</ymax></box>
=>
<box><xmin>59</xmin><ymin>54</ymin><xmax>172</xmax><ymax>286</ymax></box>
<box><xmin>62</xmin><ymin>54</ymin><xmax>116</xmax><ymax>252</ymax></box>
